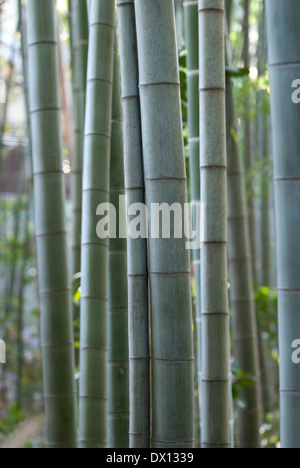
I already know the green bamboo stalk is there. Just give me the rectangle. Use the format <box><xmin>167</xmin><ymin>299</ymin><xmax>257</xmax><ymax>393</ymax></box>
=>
<box><xmin>243</xmin><ymin>0</ymin><xmax>257</xmax><ymax>282</ymax></box>
<box><xmin>18</xmin><ymin>0</ymin><xmax>32</xmax><ymax>164</ymax></box>
<box><xmin>224</xmin><ymin>13</ymin><xmax>236</xmax><ymax>447</ymax></box>
<box><xmin>17</xmin><ymin>0</ymin><xmax>33</xmax><ymax>407</ymax></box>
<box><xmin>86</xmin><ymin>0</ymin><xmax>91</xmax><ymax>19</ymax></box>
<box><xmin>199</xmin><ymin>0</ymin><xmax>230</xmax><ymax>449</ymax></box>
<box><xmin>184</xmin><ymin>0</ymin><xmax>201</xmax><ymax>442</ymax></box>
<box><xmin>4</xmin><ymin>159</ymin><xmax>25</xmax><ymax>319</ymax></box>
<box><xmin>175</xmin><ymin>0</ymin><xmax>184</xmax><ymax>49</ymax></box>
<box><xmin>107</xmin><ymin>33</ymin><xmax>129</xmax><ymax>449</ymax></box>
<box><xmin>226</xmin><ymin>62</ymin><xmax>261</xmax><ymax>450</ymax></box>
<box><xmin>79</xmin><ymin>0</ymin><xmax>115</xmax><ymax>448</ymax></box>
<box><xmin>134</xmin><ymin>0</ymin><xmax>194</xmax><ymax>448</ymax></box>
<box><xmin>257</xmin><ymin>1</ymin><xmax>271</xmax><ymax>291</ymax></box>
<box><xmin>0</xmin><ymin>25</ymin><xmax>18</xmax><ymax>177</ymax></box>
<box><xmin>27</xmin><ymin>0</ymin><xmax>77</xmax><ymax>448</ymax></box>
<box><xmin>225</xmin><ymin>0</ymin><xmax>233</xmax><ymax>31</ymax></box>
<box><xmin>16</xmin><ymin>203</ymin><xmax>31</xmax><ymax>407</ymax></box>
<box><xmin>256</xmin><ymin>1</ymin><xmax>274</xmax><ymax>416</ymax></box>
<box><xmin>70</xmin><ymin>0</ymin><xmax>88</xmax><ymax>281</ymax></box>
<box><xmin>116</xmin><ymin>0</ymin><xmax>150</xmax><ymax>449</ymax></box>
<box><xmin>266</xmin><ymin>0</ymin><xmax>300</xmax><ymax>449</ymax></box>
<box><xmin>2</xmin><ymin>156</ymin><xmax>25</xmax><ymax>404</ymax></box>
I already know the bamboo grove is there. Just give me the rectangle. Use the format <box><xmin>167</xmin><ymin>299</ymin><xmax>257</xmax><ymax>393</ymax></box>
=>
<box><xmin>0</xmin><ymin>0</ymin><xmax>300</xmax><ymax>450</ymax></box>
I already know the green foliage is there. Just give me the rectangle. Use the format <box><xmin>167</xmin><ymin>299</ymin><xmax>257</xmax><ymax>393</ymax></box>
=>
<box><xmin>255</xmin><ymin>286</ymin><xmax>278</xmax><ymax>348</ymax></box>
<box><xmin>260</xmin><ymin>412</ymin><xmax>280</xmax><ymax>448</ymax></box>
<box><xmin>231</xmin><ymin>363</ymin><xmax>256</xmax><ymax>409</ymax></box>
<box><xmin>246</xmin><ymin>157</ymin><xmax>273</xmax><ymax>201</ymax></box>
<box><xmin>0</xmin><ymin>405</ymin><xmax>25</xmax><ymax>437</ymax></box>
<box><xmin>234</xmin><ymin>73</ymin><xmax>270</xmax><ymax>122</ymax></box>
<box><xmin>72</xmin><ymin>280</ymin><xmax>81</xmax><ymax>306</ymax></box>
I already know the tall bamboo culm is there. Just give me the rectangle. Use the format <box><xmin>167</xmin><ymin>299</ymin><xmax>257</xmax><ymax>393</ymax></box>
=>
<box><xmin>86</xmin><ymin>0</ymin><xmax>91</xmax><ymax>19</ymax></box>
<box><xmin>108</xmin><ymin>33</ymin><xmax>129</xmax><ymax>449</ymax></box>
<box><xmin>266</xmin><ymin>0</ymin><xmax>300</xmax><ymax>448</ymax></box>
<box><xmin>70</xmin><ymin>0</ymin><xmax>88</xmax><ymax>282</ymax></box>
<box><xmin>199</xmin><ymin>0</ymin><xmax>230</xmax><ymax>448</ymax></box>
<box><xmin>116</xmin><ymin>0</ymin><xmax>150</xmax><ymax>449</ymax></box>
<box><xmin>242</xmin><ymin>0</ymin><xmax>257</xmax><ymax>281</ymax></box>
<box><xmin>79</xmin><ymin>0</ymin><xmax>115</xmax><ymax>448</ymax></box>
<box><xmin>184</xmin><ymin>0</ymin><xmax>201</xmax><ymax>440</ymax></box>
<box><xmin>256</xmin><ymin>1</ymin><xmax>275</xmax><ymax>416</ymax></box>
<box><xmin>226</xmin><ymin>61</ymin><xmax>261</xmax><ymax>450</ymax></box>
<box><xmin>134</xmin><ymin>0</ymin><xmax>194</xmax><ymax>448</ymax></box>
<box><xmin>27</xmin><ymin>0</ymin><xmax>77</xmax><ymax>448</ymax></box>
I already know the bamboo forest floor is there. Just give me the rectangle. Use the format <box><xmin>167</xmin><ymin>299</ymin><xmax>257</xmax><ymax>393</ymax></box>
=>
<box><xmin>0</xmin><ymin>414</ymin><xmax>45</xmax><ymax>448</ymax></box>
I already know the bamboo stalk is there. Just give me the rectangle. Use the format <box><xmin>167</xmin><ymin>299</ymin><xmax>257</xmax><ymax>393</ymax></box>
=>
<box><xmin>225</xmin><ymin>10</ymin><xmax>262</xmax><ymax>448</ymax></box>
<box><xmin>175</xmin><ymin>0</ymin><xmax>184</xmax><ymax>49</ymax></box>
<box><xmin>184</xmin><ymin>0</ymin><xmax>201</xmax><ymax>442</ymax></box>
<box><xmin>17</xmin><ymin>0</ymin><xmax>33</xmax><ymax>408</ymax></box>
<box><xmin>86</xmin><ymin>0</ymin><xmax>91</xmax><ymax>20</ymax></box>
<box><xmin>266</xmin><ymin>0</ymin><xmax>300</xmax><ymax>448</ymax></box>
<box><xmin>0</xmin><ymin>23</ymin><xmax>18</xmax><ymax>178</ymax></box>
<box><xmin>78</xmin><ymin>0</ymin><xmax>115</xmax><ymax>448</ymax></box>
<box><xmin>135</xmin><ymin>0</ymin><xmax>194</xmax><ymax>448</ymax></box>
<box><xmin>243</xmin><ymin>0</ymin><xmax>257</xmax><ymax>282</ymax></box>
<box><xmin>116</xmin><ymin>0</ymin><xmax>150</xmax><ymax>449</ymax></box>
<box><xmin>18</xmin><ymin>0</ymin><xmax>32</xmax><ymax>166</ymax></box>
<box><xmin>226</xmin><ymin>64</ymin><xmax>261</xmax><ymax>451</ymax></box>
<box><xmin>27</xmin><ymin>0</ymin><xmax>77</xmax><ymax>448</ymax></box>
<box><xmin>16</xmin><ymin>203</ymin><xmax>31</xmax><ymax>407</ymax></box>
<box><xmin>108</xmin><ymin>32</ymin><xmax>129</xmax><ymax>449</ymax></box>
<box><xmin>70</xmin><ymin>0</ymin><xmax>88</xmax><ymax>281</ymax></box>
<box><xmin>199</xmin><ymin>0</ymin><xmax>230</xmax><ymax>448</ymax></box>
<box><xmin>256</xmin><ymin>0</ymin><xmax>274</xmax><ymax>416</ymax></box>
<box><xmin>57</xmin><ymin>22</ymin><xmax>72</xmax><ymax>171</ymax></box>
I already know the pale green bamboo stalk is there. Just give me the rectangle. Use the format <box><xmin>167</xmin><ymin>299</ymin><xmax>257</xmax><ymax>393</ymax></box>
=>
<box><xmin>256</xmin><ymin>1</ymin><xmax>274</xmax><ymax>416</ymax></box>
<box><xmin>135</xmin><ymin>0</ymin><xmax>194</xmax><ymax>448</ymax></box>
<box><xmin>184</xmin><ymin>0</ymin><xmax>201</xmax><ymax>442</ymax></box>
<box><xmin>225</xmin><ymin>11</ymin><xmax>236</xmax><ymax>447</ymax></box>
<box><xmin>116</xmin><ymin>0</ymin><xmax>150</xmax><ymax>449</ymax></box>
<box><xmin>79</xmin><ymin>0</ymin><xmax>115</xmax><ymax>448</ymax></box>
<box><xmin>108</xmin><ymin>33</ymin><xmax>129</xmax><ymax>449</ymax></box>
<box><xmin>266</xmin><ymin>0</ymin><xmax>300</xmax><ymax>448</ymax></box>
<box><xmin>27</xmin><ymin>0</ymin><xmax>77</xmax><ymax>448</ymax></box>
<box><xmin>243</xmin><ymin>0</ymin><xmax>257</xmax><ymax>282</ymax></box>
<box><xmin>175</xmin><ymin>0</ymin><xmax>184</xmax><ymax>49</ymax></box>
<box><xmin>0</xmin><ymin>26</ymin><xmax>18</xmax><ymax>176</ymax></box>
<box><xmin>17</xmin><ymin>0</ymin><xmax>32</xmax><ymax>407</ymax></box>
<box><xmin>257</xmin><ymin>1</ymin><xmax>271</xmax><ymax>291</ymax></box>
<box><xmin>2</xmin><ymin>157</ymin><xmax>25</xmax><ymax>404</ymax></box>
<box><xmin>226</xmin><ymin>70</ymin><xmax>261</xmax><ymax>450</ymax></box>
<box><xmin>86</xmin><ymin>0</ymin><xmax>91</xmax><ymax>19</ymax></box>
<box><xmin>18</xmin><ymin>0</ymin><xmax>32</xmax><ymax>165</ymax></box>
<box><xmin>16</xmin><ymin>203</ymin><xmax>31</xmax><ymax>407</ymax></box>
<box><xmin>199</xmin><ymin>0</ymin><xmax>230</xmax><ymax>448</ymax></box>
<box><xmin>225</xmin><ymin>0</ymin><xmax>233</xmax><ymax>31</ymax></box>
<box><xmin>70</xmin><ymin>0</ymin><xmax>88</xmax><ymax>281</ymax></box>
<box><xmin>225</xmin><ymin>10</ymin><xmax>261</xmax><ymax>448</ymax></box>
